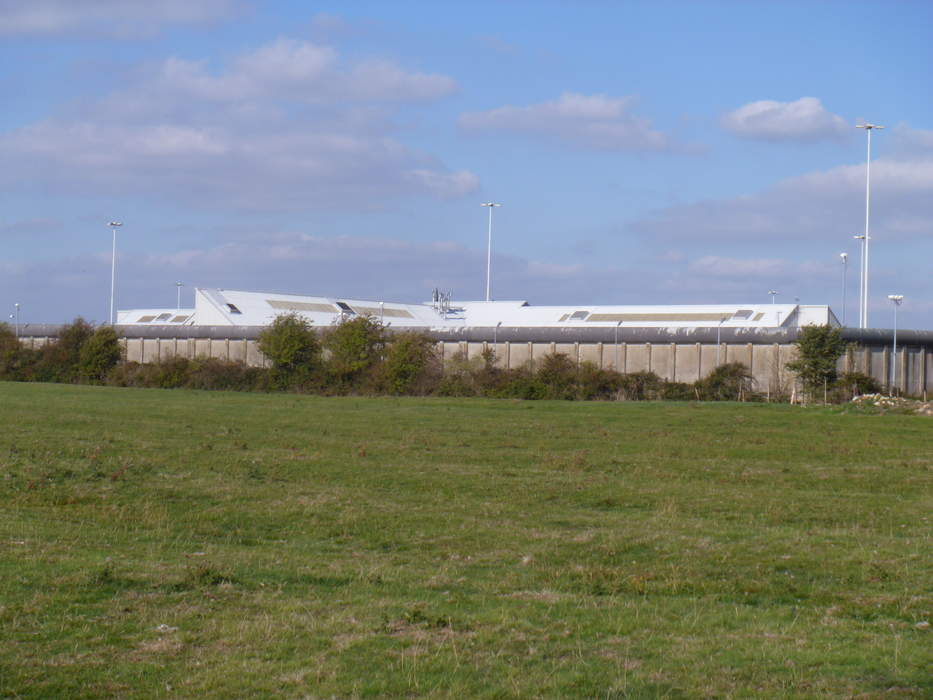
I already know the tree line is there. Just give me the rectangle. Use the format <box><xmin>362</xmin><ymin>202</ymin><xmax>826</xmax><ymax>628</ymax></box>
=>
<box><xmin>0</xmin><ymin>315</ymin><xmax>880</xmax><ymax>402</ymax></box>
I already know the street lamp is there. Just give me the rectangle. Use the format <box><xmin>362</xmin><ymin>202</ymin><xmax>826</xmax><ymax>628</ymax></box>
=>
<box><xmin>856</xmin><ymin>122</ymin><xmax>884</xmax><ymax>329</ymax></box>
<box><xmin>614</xmin><ymin>320</ymin><xmax>623</xmax><ymax>371</ymax></box>
<box><xmin>769</xmin><ymin>290</ymin><xmax>778</xmax><ymax>304</ymax></box>
<box><xmin>12</xmin><ymin>303</ymin><xmax>19</xmax><ymax>338</ymax></box>
<box><xmin>887</xmin><ymin>294</ymin><xmax>903</xmax><ymax>393</ymax></box>
<box><xmin>480</xmin><ymin>202</ymin><xmax>502</xmax><ymax>302</ymax></box>
<box><xmin>839</xmin><ymin>252</ymin><xmax>848</xmax><ymax>326</ymax></box>
<box><xmin>108</xmin><ymin>221</ymin><xmax>123</xmax><ymax>325</ymax></box>
<box><xmin>717</xmin><ymin>316</ymin><xmax>726</xmax><ymax>365</ymax></box>
<box><xmin>176</xmin><ymin>282</ymin><xmax>184</xmax><ymax>311</ymax></box>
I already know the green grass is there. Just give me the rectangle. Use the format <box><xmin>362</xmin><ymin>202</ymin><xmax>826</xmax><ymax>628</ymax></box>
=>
<box><xmin>1</xmin><ymin>382</ymin><xmax>930</xmax><ymax>698</ymax></box>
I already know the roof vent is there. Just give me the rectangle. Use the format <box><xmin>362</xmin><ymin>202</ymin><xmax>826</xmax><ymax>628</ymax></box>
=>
<box><xmin>226</xmin><ymin>303</ymin><xmax>242</xmax><ymax>314</ymax></box>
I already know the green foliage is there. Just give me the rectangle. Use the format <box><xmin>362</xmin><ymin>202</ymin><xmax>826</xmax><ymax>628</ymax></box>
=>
<box><xmin>0</xmin><ymin>322</ymin><xmax>21</xmax><ymax>378</ymax></box>
<box><xmin>257</xmin><ymin>313</ymin><xmax>321</xmax><ymax>374</ymax></box>
<box><xmin>618</xmin><ymin>371</ymin><xmax>664</xmax><ymax>400</ymax></box>
<box><xmin>324</xmin><ymin>315</ymin><xmax>387</xmax><ymax>386</ymax></box>
<box><xmin>786</xmin><ymin>324</ymin><xmax>845</xmax><ymax>393</ymax></box>
<box><xmin>696</xmin><ymin>362</ymin><xmax>756</xmax><ymax>401</ymax></box>
<box><xmin>536</xmin><ymin>353</ymin><xmax>578</xmax><ymax>399</ymax></box>
<box><xmin>31</xmin><ymin>318</ymin><xmax>95</xmax><ymax>383</ymax></box>
<box><xmin>78</xmin><ymin>326</ymin><xmax>122</xmax><ymax>380</ymax></box>
<box><xmin>382</xmin><ymin>332</ymin><xmax>439</xmax><ymax>395</ymax></box>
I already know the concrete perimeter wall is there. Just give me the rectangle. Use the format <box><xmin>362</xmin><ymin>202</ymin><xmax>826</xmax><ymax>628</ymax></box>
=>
<box><xmin>14</xmin><ymin>325</ymin><xmax>933</xmax><ymax>396</ymax></box>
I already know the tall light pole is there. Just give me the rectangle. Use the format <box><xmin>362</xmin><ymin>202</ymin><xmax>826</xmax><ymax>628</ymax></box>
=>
<box><xmin>614</xmin><ymin>320</ymin><xmax>623</xmax><ymax>371</ymax></box>
<box><xmin>856</xmin><ymin>122</ymin><xmax>883</xmax><ymax>329</ymax></box>
<box><xmin>109</xmin><ymin>221</ymin><xmax>123</xmax><ymax>325</ymax></box>
<box><xmin>839</xmin><ymin>252</ymin><xmax>848</xmax><ymax>326</ymax></box>
<box><xmin>176</xmin><ymin>282</ymin><xmax>184</xmax><ymax>311</ymax></box>
<box><xmin>13</xmin><ymin>303</ymin><xmax>19</xmax><ymax>338</ymax></box>
<box><xmin>480</xmin><ymin>202</ymin><xmax>501</xmax><ymax>302</ymax></box>
<box><xmin>887</xmin><ymin>294</ymin><xmax>903</xmax><ymax>393</ymax></box>
<box><xmin>853</xmin><ymin>234</ymin><xmax>866</xmax><ymax>327</ymax></box>
<box><xmin>769</xmin><ymin>290</ymin><xmax>778</xmax><ymax>304</ymax></box>
<box><xmin>717</xmin><ymin>316</ymin><xmax>726</xmax><ymax>365</ymax></box>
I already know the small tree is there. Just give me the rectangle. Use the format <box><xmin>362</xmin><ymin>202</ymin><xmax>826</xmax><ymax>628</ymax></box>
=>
<box><xmin>258</xmin><ymin>313</ymin><xmax>321</xmax><ymax>378</ymax></box>
<box><xmin>79</xmin><ymin>326</ymin><xmax>122</xmax><ymax>381</ymax></box>
<box><xmin>34</xmin><ymin>318</ymin><xmax>95</xmax><ymax>382</ymax></box>
<box><xmin>786</xmin><ymin>324</ymin><xmax>845</xmax><ymax>396</ymax></box>
<box><xmin>382</xmin><ymin>332</ymin><xmax>440</xmax><ymax>395</ymax></box>
<box><xmin>324</xmin><ymin>315</ymin><xmax>387</xmax><ymax>387</ymax></box>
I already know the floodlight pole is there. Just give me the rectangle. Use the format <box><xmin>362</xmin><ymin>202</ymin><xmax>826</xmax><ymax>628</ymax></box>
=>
<box><xmin>13</xmin><ymin>303</ymin><xmax>20</xmax><ymax>338</ymax></box>
<box><xmin>615</xmin><ymin>320</ymin><xmax>622</xmax><ymax>371</ymax></box>
<box><xmin>176</xmin><ymin>282</ymin><xmax>184</xmax><ymax>311</ymax></box>
<box><xmin>887</xmin><ymin>295</ymin><xmax>903</xmax><ymax>393</ymax></box>
<box><xmin>856</xmin><ymin>123</ymin><xmax>883</xmax><ymax>329</ymax></box>
<box><xmin>109</xmin><ymin>221</ymin><xmax>123</xmax><ymax>325</ymax></box>
<box><xmin>481</xmin><ymin>202</ymin><xmax>501</xmax><ymax>302</ymax></box>
<box><xmin>717</xmin><ymin>317</ymin><xmax>726</xmax><ymax>365</ymax></box>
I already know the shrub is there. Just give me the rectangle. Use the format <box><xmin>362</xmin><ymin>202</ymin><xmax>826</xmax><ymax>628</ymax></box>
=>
<box><xmin>258</xmin><ymin>313</ymin><xmax>321</xmax><ymax>378</ymax></box>
<box><xmin>786</xmin><ymin>325</ymin><xmax>845</xmax><ymax>395</ymax></box>
<box><xmin>324</xmin><ymin>316</ymin><xmax>387</xmax><ymax>389</ymax></box>
<box><xmin>107</xmin><ymin>358</ymin><xmax>191</xmax><ymax>389</ymax></box>
<box><xmin>79</xmin><ymin>326</ymin><xmax>122</xmax><ymax>381</ymax></box>
<box><xmin>31</xmin><ymin>318</ymin><xmax>95</xmax><ymax>383</ymax></box>
<box><xmin>382</xmin><ymin>332</ymin><xmax>440</xmax><ymax>395</ymax></box>
<box><xmin>617</xmin><ymin>371</ymin><xmax>663</xmax><ymax>401</ymax></box>
<box><xmin>536</xmin><ymin>353</ymin><xmax>577</xmax><ymax>400</ymax></box>
<box><xmin>576</xmin><ymin>362</ymin><xmax>624</xmax><ymax>401</ymax></box>
<box><xmin>660</xmin><ymin>381</ymin><xmax>696</xmax><ymax>401</ymax></box>
<box><xmin>0</xmin><ymin>323</ymin><xmax>20</xmax><ymax>379</ymax></box>
<box><xmin>832</xmin><ymin>371</ymin><xmax>882</xmax><ymax>402</ymax></box>
<box><xmin>184</xmin><ymin>358</ymin><xmax>263</xmax><ymax>392</ymax></box>
<box><xmin>695</xmin><ymin>362</ymin><xmax>755</xmax><ymax>401</ymax></box>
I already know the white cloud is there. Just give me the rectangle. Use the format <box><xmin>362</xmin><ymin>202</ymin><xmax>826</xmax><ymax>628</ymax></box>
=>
<box><xmin>0</xmin><ymin>39</ymin><xmax>473</xmax><ymax>210</ymax></box>
<box><xmin>632</xmin><ymin>127</ymin><xmax>933</xmax><ymax>242</ymax></box>
<box><xmin>0</xmin><ymin>0</ymin><xmax>241</xmax><ymax>37</ymax></box>
<box><xmin>459</xmin><ymin>92</ymin><xmax>670</xmax><ymax>151</ymax></box>
<box><xmin>721</xmin><ymin>97</ymin><xmax>849</xmax><ymax>142</ymax></box>
<box><xmin>151</xmin><ymin>40</ymin><xmax>455</xmax><ymax>104</ymax></box>
<box><xmin>688</xmin><ymin>256</ymin><xmax>791</xmax><ymax>278</ymax></box>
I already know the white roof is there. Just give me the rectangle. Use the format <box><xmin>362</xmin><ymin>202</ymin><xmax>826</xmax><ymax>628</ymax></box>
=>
<box><xmin>118</xmin><ymin>288</ymin><xmax>839</xmax><ymax>330</ymax></box>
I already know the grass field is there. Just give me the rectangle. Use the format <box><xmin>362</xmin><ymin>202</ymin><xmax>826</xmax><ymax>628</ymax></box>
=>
<box><xmin>1</xmin><ymin>382</ymin><xmax>930</xmax><ymax>698</ymax></box>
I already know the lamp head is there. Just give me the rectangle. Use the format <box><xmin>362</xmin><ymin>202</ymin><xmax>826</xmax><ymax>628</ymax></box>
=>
<box><xmin>887</xmin><ymin>294</ymin><xmax>903</xmax><ymax>304</ymax></box>
<box><xmin>840</xmin><ymin>252</ymin><xmax>847</xmax><ymax>262</ymax></box>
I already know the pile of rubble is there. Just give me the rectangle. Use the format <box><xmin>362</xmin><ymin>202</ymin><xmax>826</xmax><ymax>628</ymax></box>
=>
<box><xmin>850</xmin><ymin>394</ymin><xmax>933</xmax><ymax>416</ymax></box>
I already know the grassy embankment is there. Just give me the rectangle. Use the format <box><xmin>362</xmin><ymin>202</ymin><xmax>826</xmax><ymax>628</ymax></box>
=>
<box><xmin>1</xmin><ymin>382</ymin><xmax>930</xmax><ymax>698</ymax></box>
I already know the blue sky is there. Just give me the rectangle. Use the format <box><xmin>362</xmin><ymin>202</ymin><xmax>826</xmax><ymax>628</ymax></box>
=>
<box><xmin>2</xmin><ymin>0</ymin><xmax>931</xmax><ymax>328</ymax></box>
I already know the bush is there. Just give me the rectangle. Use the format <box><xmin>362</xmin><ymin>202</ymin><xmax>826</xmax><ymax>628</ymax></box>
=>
<box><xmin>107</xmin><ymin>357</ymin><xmax>191</xmax><ymax>389</ymax></box>
<box><xmin>536</xmin><ymin>353</ymin><xmax>578</xmax><ymax>400</ymax></box>
<box><xmin>382</xmin><ymin>332</ymin><xmax>440</xmax><ymax>395</ymax></box>
<box><xmin>258</xmin><ymin>313</ymin><xmax>321</xmax><ymax>384</ymax></box>
<box><xmin>184</xmin><ymin>358</ymin><xmax>264</xmax><ymax>392</ymax></box>
<box><xmin>0</xmin><ymin>323</ymin><xmax>21</xmax><ymax>379</ymax></box>
<box><xmin>79</xmin><ymin>326</ymin><xmax>122</xmax><ymax>381</ymax></box>
<box><xmin>786</xmin><ymin>325</ymin><xmax>845</xmax><ymax>396</ymax></box>
<box><xmin>31</xmin><ymin>318</ymin><xmax>95</xmax><ymax>383</ymax></box>
<box><xmin>324</xmin><ymin>316</ymin><xmax>387</xmax><ymax>389</ymax></box>
<box><xmin>695</xmin><ymin>362</ymin><xmax>755</xmax><ymax>401</ymax></box>
<box><xmin>831</xmin><ymin>371</ymin><xmax>882</xmax><ymax>402</ymax></box>
<box><xmin>618</xmin><ymin>371</ymin><xmax>663</xmax><ymax>401</ymax></box>
<box><xmin>576</xmin><ymin>362</ymin><xmax>624</xmax><ymax>401</ymax></box>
